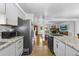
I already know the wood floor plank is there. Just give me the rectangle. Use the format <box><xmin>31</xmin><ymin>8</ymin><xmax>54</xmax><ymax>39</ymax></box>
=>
<box><xmin>22</xmin><ymin>35</ymin><xmax>54</xmax><ymax>56</ymax></box>
<box><xmin>29</xmin><ymin>35</ymin><xmax>54</xmax><ymax>56</ymax></box>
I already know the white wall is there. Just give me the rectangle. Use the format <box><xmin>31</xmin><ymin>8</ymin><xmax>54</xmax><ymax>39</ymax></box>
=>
<box><xmin>49</xmin><ymin>18</ymin><xmax>78</xmax><ymax>21</ymax></box>
<box><xmin>33</xmin><ymin>17</ymin><xmax>39</xmax><ymax>25</ymax></box>
<box><xmin>45</xmin><ymin>20</ymin><xmax>75</xmax><ymax>36</ymax></box>
<box><xmin>25</xmin><ymin>14</ymin><xmax>34</xmax><ymax>19</ymax></box>
<box><xmin>38</xmin><ymin>18</ymin><xmax>45</xmax><ymax>34</ymax></box>
<box><xmin>75</xmin><ymin>21</ymin><xmax>79</xmax><ymax>36</ymax></box>
<box><xmin>33</xmin><ymin>16</ymin><xmax>45</xmax><ymax>40</ymax></box>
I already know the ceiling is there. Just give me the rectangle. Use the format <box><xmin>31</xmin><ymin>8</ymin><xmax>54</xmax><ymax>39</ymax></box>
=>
<box><xmin>19</xmin><ymin>3</ymin><xmax>79</xmax><ymax>19</ymax></box>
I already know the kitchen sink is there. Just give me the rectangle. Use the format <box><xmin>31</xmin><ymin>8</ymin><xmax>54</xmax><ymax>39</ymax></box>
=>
<box><xmin>0</xmin><ymin>42</ymin><xmax>7</xmax><ymax>45</ymax></box>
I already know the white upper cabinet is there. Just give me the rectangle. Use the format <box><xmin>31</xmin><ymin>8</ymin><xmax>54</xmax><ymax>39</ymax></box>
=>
<box><xmin>0</xmin><ymin>3</ymin><xmax>26</xmax><ymax>25</ymax></box>
<box><xmin>6</xmin><ymin>3</ymin><xmax>18</xmax><ymax>26</ymax></box>
<box><xmin>0</xmin><ymin>3</ymin><xmax>5</xmax><ymax>14</ymax></box>
<box><xmin>0</xmin><ymin>3</ymin><xmax>6</xmax><ymax>24</ymax></box>
<box><xmin>0</xmin><ymin>14</ymin><xmax>6</xmax><ymax>24</ymax></box>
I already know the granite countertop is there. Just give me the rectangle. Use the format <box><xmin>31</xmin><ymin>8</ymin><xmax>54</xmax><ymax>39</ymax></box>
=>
<box><xmin>0</xmin><ymin>36</ymin><xmax>24</xmax><ymax>51</ymax></box>
<box><xmin>54</xmin><ymin>36</ymin><xmax>79</xmax><ymax>52</ymax></box>
<box><xmin>45</xmin><ymin>33</ymin><xmax>63</xmax><ymax>37</ymax></box>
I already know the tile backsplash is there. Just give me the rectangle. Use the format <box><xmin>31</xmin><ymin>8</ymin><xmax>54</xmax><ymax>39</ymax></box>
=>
<box><xmin>0</xmin><ymin>25</ymin><xmax>12</xmax><ymax>33</ymax></box>
<box><xmin>0</xmin><ymin>25</ymin><xmax>12</xmax><ymax>38</ymax></box>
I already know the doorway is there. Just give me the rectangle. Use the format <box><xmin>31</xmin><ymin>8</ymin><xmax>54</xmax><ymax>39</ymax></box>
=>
<box><xmin>30</xmin><ymin>25</ymin><xmax>53</xmax><ymax>56</ymax></box>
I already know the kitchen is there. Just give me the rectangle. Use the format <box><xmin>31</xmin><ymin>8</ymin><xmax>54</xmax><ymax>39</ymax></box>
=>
<box><xmin>0</xmin><ymin>3</ymin><xmax>33</xmax><ymax>56</ymax></box>
<box><xmin>0</xmin><ymin>3</ymin><xmax>79</xmax><ymax>56</ymax></box>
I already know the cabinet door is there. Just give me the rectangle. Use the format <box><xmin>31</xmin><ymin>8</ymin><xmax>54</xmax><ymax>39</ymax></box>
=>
<box><xmin>0</xmin><ymin>44</ymin><xmax>16</xmax><ymax>56</ymax></box>
<box><xmin>54</xmin><ymin>38</ymin><xmax>58</xmax><ymax>55</ymax></box>
<box><xmin>0</xmin><ymin>14</ymin><xmax>6</xmax><ymax>24</ymax></box>
<box><xmin>66</xmin><ymin>45</ymin><xmax>79</xmax><ymax>56</ymax></box>
<box><xmin>15</xmin><ymin>38</ymin><xmax>23</xmax><ymax>56</ymax></box>
<box><xmin>54</xmin><ymin>38</ymin><xmax>66</xmax><ymax>56</ymax></box>
<box><xmin>57</xmin><ymin>40</ymin><xmax>66</xmax><ymax>56</ymax></box>
<box><xmin>0</xmin><ymin>3</ymin><xmax>6</xmax><ymax>24</ymax></box>
<box><xmin>0</xmin><ymin>3</ymin><xmax>5</xmax><ymax>13</ymax></box>
<box><xmin>6</xmin><ymin>3</ymin><xmax>18</xmax><ymax>25</ymax></box>
<box><xmin>66</xmin><ymin>45</ymin><xmax>72</xmax><ymax>56</ymax></box>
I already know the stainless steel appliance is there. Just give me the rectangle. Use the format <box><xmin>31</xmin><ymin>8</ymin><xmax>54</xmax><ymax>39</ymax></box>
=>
<box><xmin>15</xmin><ymin>17</ymin><xmax>33</xmax><ymax>54</ymax></box>
<box><xmin>2</xmin><ymin>31</ymin><xmax>16</xmax><ymax>39</ymax></box>
<box><xmin>48</xmin><ymin>36</ymin><xmax>54</xmax><ymax>53</ymax></box>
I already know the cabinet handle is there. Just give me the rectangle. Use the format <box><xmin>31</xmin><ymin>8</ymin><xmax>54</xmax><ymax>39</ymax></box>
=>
<box><xmin>56</xmin><ymin>44</ymin><xmax>58</xmax><ymax>48</ymax></box>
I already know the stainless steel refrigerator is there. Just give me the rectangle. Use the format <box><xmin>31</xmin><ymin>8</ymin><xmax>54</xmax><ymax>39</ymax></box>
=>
<box><xmin>15</xmin><ymin>17</ymin><xmax>33</xmax><ymax>54</ymax></box>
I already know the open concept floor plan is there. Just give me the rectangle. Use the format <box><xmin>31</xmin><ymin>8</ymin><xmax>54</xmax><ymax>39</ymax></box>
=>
<box><xmin>0</xmin><ymin>3</ymin><xmax>79</xmax><ymax>56</ymax></box>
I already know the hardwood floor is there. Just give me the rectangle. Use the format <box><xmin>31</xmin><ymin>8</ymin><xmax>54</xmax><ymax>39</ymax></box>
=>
<box><xmin>22</xmin><ymin>35</ymin><xmax>54</xmax><ymax>56</ymax></box>
<box><xmin>29</xmin><ymin>35</ymin><xmax>54</xmax><ymax>56</ymax></box>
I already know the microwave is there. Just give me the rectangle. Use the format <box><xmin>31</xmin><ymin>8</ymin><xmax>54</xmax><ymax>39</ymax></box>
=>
<box><xmin>1</xmin><ymin>31</ymin><xmax>16</xmax><ymax>39</ymax></box>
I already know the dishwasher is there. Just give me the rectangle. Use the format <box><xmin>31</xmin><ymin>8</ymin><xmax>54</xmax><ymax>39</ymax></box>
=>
<box><xmin>48</xmin><ymin>36</ymin><xmax>54</xmax><ymax>53</ymax></box>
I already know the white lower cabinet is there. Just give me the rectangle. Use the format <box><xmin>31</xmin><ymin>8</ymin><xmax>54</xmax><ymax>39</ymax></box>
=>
<box><xmin>66</xmin><ymin>45</ymin><xmax>79</xmax><ymax>56</ymax></box>
<box><xmin>57</xmin><ymin>40</ymin><xmax>66</xmax><ymax>56</ymax></box>
<box><xmin>54</xmin><ymin>38</ymin><xmax>79</xmax><ymax>56</ymax></box>
<box><xmin>0</xmin><ymin>43</ymin><xmax>16</xmax><ymax>56</ymax></box>
<box><xmin>54</xmin><ymin>38</ymin><xmax>66</xmax><ymax>56</ymax></box>
<box><xmin>54</xmin><ymin>38</ymin><xmax>58</xmax><ymax>55</ymax></box>
<box><xmin>0</xmin><ymin>37</ymin><xmax>23</xmax><ymax>56</ymax></box>
<box><xmin>15</xmin><ymin>38</ymin><xmax>23</xmax><ymax>56</ymax></box>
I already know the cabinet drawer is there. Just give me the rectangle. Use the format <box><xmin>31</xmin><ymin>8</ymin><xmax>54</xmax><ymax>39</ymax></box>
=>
<box><xmin>16</xmin><ymin>39</ymin><xmax>23</xmax><ymax>46</ymax></box>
